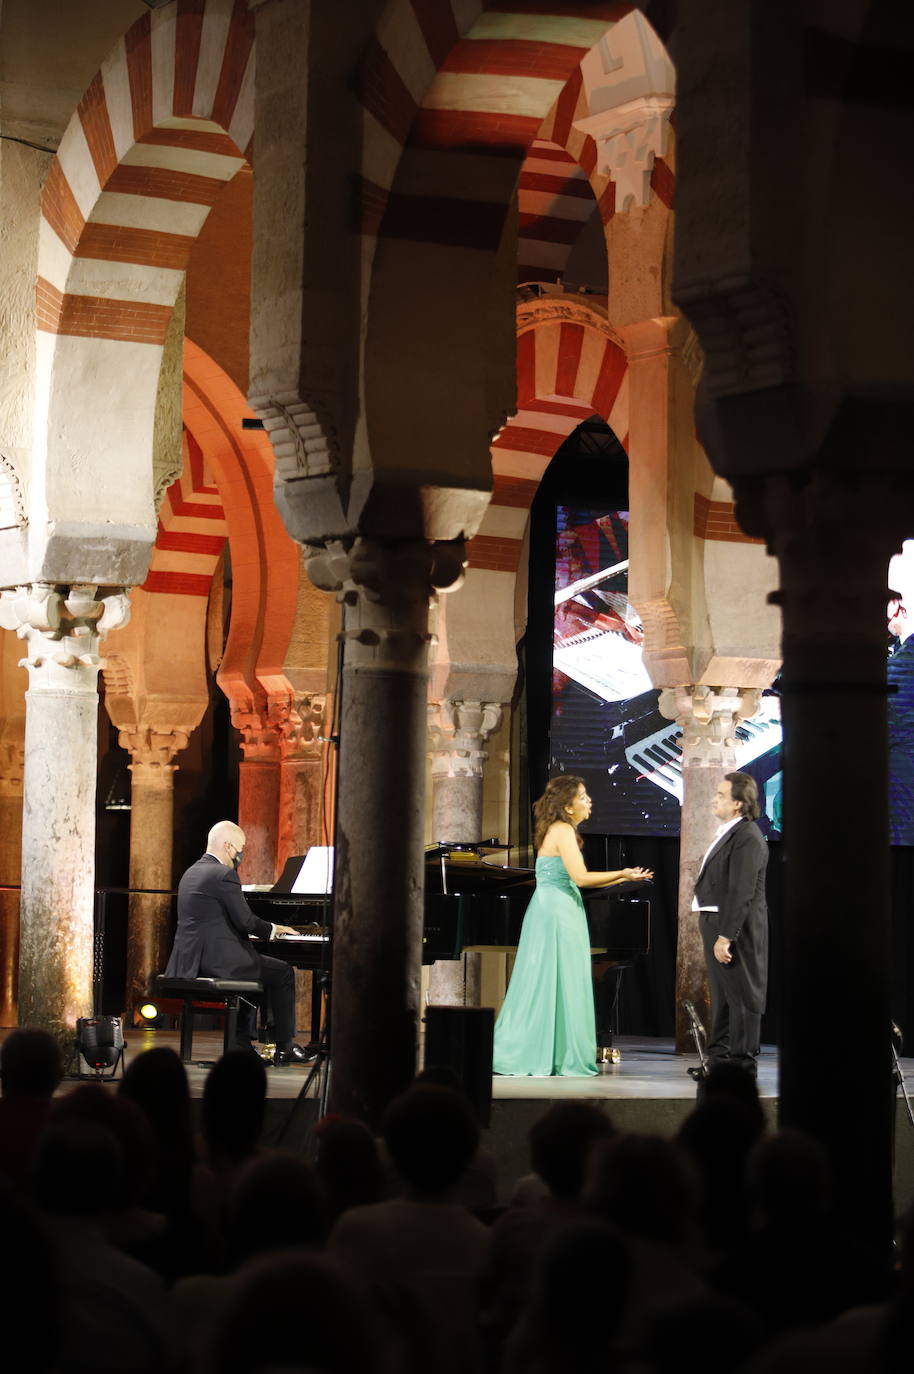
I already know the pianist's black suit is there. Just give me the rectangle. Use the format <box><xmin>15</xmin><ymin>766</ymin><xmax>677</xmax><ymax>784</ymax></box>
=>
<box><xmin>694</xmin><ymin>818</ymin><xmax>768</xmax><ymax>1074</ymax></box>
<box><xmin>165</xmin><ymin>853</ymin><xmax>296</xmax><ymax>1048</ymax></box>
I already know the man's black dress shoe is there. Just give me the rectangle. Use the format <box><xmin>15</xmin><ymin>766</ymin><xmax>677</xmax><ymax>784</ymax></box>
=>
<box><xmin>273</xmin><ymin>1044</ymin><xmax>316</xmax><ymax>1066</ymax></box>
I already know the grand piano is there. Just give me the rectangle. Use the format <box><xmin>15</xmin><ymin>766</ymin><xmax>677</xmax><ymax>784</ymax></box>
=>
<box><xmin>249</xmin><ymin>845</ymin><xmax>651</xmax><ymax>1057</ymax></box>
<box><xmin>424</xmin><ymin>843</ymin><xmax>650</xmax><ymax>1059</ymax></box>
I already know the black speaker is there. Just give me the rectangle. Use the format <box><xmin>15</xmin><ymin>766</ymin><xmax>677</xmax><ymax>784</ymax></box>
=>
<box><xmin>423</xmin><ymin>1005</ymin><xmax>494</xmax><ymax>1127</ymax></box>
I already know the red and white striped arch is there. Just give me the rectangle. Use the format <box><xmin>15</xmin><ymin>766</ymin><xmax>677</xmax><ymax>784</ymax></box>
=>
<box><xmin>469</xmin><ymin>308</ymin><xmax>629</xmax><ymax>575</ymax></box>
<box><xmin>357</xmin><ymin>4</ymin><xmax>630</xmax><ymax>255</ymax></box>
<box><xmin>182</xmin><ymin>339</ymin><xmax>300</xmax><ymax>720</ymax></box>
<box><xmin>144</xmin><ymin>429</ymin><xmax>227</xmax><ymax>599</ymax></box>
<box><xmin>34</xmin><ymin>0</ymin><xmax>254</xmax><ymax>547</ymax></box>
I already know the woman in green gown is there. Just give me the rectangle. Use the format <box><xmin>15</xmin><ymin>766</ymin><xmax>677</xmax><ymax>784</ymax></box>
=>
<box><xmin>493</xmin><ymin>776</ymin><xmax>652</xmax><ymax>1077</ymax></box>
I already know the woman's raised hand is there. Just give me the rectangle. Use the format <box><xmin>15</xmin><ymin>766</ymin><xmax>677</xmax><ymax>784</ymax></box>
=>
<box><xmin>622</xmin><ymin>867</ymin><xmax>653</xmax><ymax>882</ymax></box>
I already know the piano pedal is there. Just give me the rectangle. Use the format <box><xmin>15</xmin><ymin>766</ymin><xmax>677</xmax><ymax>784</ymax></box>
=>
<box><xmin>597</xmin><ymin>1046</ymin><xmax>621</xmax><ymax>1071</ymax></box>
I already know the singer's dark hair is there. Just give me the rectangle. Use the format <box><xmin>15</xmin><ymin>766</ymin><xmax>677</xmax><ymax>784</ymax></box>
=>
<box><xmin>725</xmin><ymin>771</ymin><xmax>760</xmax><ymax>821</ymax></box>
<box><xmin>534</xmin><ymin>776</ymin><xmax>585</xmax><ymax>851</ymax></box>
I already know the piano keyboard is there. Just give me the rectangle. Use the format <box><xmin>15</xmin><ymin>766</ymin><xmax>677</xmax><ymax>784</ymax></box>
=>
<box><xmin>625</xmin><ymin>698</ymin><xmax>782</xmax><ymax>801</ymax></box>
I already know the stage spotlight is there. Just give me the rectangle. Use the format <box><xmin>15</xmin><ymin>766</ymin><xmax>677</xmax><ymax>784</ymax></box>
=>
<box><xmin>76</xmin><ymin>1016</ymin><xmax>125</xmax><ymax>1080</ymax></box>
<box><xmin>136</xmin><ymin>1002</ymin><xmax>167</xmax><ymax>1029</ymax></box>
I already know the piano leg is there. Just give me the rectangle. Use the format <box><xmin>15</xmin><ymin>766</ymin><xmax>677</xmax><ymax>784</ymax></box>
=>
<box><xmin>593</xmin><ymin>961</ymin><xmax>628</xmax><ymax>1067</ymax></box>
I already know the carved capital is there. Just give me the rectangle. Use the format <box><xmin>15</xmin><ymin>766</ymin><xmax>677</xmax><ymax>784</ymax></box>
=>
<box><xmin>0</xmin><ymin>583</ymin><xmax>131</xmax><ymax>693</ymax></box>
<box><xmin>659</xmin><ymin>683</ymin><xmax>763</xmax><ymax>768</ymax></box>
<box><xmin>573</xmin><ymin>11</ymin><xmax>675</xmax><ymax>212</ymax></box>
<box><xmin>306</xmin><ymin>537</ymin><xmax>466</xmax><ymax>673</ymax></box>
<box><xmin>277</xmin><ymin>693</ymin><xmax>327</xmax><ymax>759</ymax></box>
<box><xmin>428</xmin><ymin>700</ymin><xmax>503</xmax><ymax>780</ymax></box>
<box><xmin>121</xmin><ymin>727</ymin><xmax>188</xmax><ymax>788</ymax></box>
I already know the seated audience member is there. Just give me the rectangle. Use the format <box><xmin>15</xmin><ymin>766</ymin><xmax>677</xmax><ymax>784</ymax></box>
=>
<box><xmin>328</xmin><ymin>1084</ymin><xmax>489</xmax><ymax>1374</ymax></box>
<box><xmin>49</xmin><ymin>1083</ymin><xmax>166</xmax><ymax>1267</ymax></box>
<box><xmin>205</xmin><ymin>1252</ymin><xmax>381</xmax><ymax>1374</ymax></box>
<box><xmin>0</xmin><ymin>1027</ymin><xmax>63</xmax><ymax>1181</ymax></box>
<box><xmin>502</xmin><ymin>1220</ymin><xmax>632</xmax><ymax>1374</ymax></box>
<box><xmin>0</xmin><ymin>1180</ymin><xmax>64</xmax><ymax>1374</ymax></box>
<box><xmin>677</xmin><ymin>1093</ymin><xmax>766</xmax><ymax>1258</ymax></box>
<box><xmin>119</xmin><ymin>1046</ymin><xmax>218</xmax><ymax>1275</ymax></box>
<box><xmin>174</xmin><ymin>1151</ymin><xmax>330</xmax><ymax>1369</ymax></box>
<box><xmin>200</xmin><ymin>1048</ymin><xmax>267</xmax><ymax>1184</ymax></box>
<box><xmin>583</xmin><ymin>1133</ymin><xmax>705</xmax><ymax>1332</ymax></box>
<box><xmin>313</xmin><ymin>1114</ymin><xmax>384</xmax><ymax>1223</ymax></box>
<box><xmin>413</xmin><ymin>1065</ymin><xmax>498</xmax><ymax>1210</ymax></box>
<box><xmin>30</xmin><ymin>1119</ymin><xmax>175</xmax><ymax>1374</ymax></box>
<box><xmin>712</xmin><ymin>1128</ymin><xmax>888</xmax><ymax>1331</ymax></box>
<box><xmin>642</xmin><ymin>1292</ymin><xmax>767</xmax><ymax>1374</ymax></box>
<box><xmin>488</xmin><ymin>1101</ymin><xmax>615</xmax><ymax>1332</ymax></box>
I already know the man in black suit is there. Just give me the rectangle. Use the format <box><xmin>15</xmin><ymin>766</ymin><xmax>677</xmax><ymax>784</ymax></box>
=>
<box><xmin>165</xmin><ymin>820</ymin><xmax>310</xmax><ymax>1065</ymax></box>
<box><xmin>693</xmin><ymin>771</ymin><xmax>769</xmax><ymax>1076</ymax></box>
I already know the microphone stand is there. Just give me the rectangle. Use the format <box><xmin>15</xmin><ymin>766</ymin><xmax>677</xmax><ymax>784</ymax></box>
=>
<box><xmin>682</xmin><ymin>998</ymin><xmax>709</xmax><ymax>1081</ymax></box>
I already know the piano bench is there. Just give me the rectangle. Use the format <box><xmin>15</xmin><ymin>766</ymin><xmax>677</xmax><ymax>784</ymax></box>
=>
<box><xmin>153</xmin><ymin>976</ymin><xmax>264</xmax><ymax>1064</ymax></box>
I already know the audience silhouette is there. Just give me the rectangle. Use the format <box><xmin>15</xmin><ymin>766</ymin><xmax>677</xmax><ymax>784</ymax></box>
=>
<box><xmin>0</xmin><ymin>1033</ymin><xmax>905</xmax><ymax>1374</ymax></box>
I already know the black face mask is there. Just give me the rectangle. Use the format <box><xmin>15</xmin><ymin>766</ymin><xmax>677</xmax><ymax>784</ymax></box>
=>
<box><xmin>232</xmin><ymin>848</ymin><xmax>244</xmax><ymax>870</ymax></box>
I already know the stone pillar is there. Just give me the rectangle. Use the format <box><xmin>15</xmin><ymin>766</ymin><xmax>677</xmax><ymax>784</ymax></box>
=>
<box><xmin>0</xmin><ymin>740</ymin><xmax>24</xmax><ymax>1026</ymax></box>
<box><xmin>427</xmin><ymin>699</ymin><xmax>502</xmax><ymax>1006</ymax></box>
<box><xmin>235</xmin><ymin>712</ymin><xmax>282</xmax><ymax>885</ymax></box>
<box><xmin>756</xmin><ymin>473</ymin><xmax>900</xmax><ymax>1256</ymax></box>
<box><xmin>0</xmin><ymin>584</ymin><xmax>130</xmax><ymax>1038</ymax></box>
<box><xmin>120</xmin><ymin>727</ymin><xmax>187</xmax><ymax>1018</ymax></box>
<box><xmin>659</xmin><ymin>684</ymin><xmax>761</xmax><ymax>1051</ymax></box>
<box><xmin>277</xmin><ymin>693</ymin><xmax>328</xmax><ymax>871</ymax></box>
<box><xmin>307</xmin><ymin>537</ymin><xmax>465</xmax><ymax>1125</ymax></box>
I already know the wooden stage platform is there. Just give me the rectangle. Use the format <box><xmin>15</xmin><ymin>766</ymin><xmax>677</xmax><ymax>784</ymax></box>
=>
<box><xmin>35</xmin><ymin>1028</ymin><xmax>914</xmax><ymax>1215</ymax></box>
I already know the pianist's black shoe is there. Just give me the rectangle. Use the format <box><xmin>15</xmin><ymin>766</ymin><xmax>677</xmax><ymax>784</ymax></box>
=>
<box><xmin>273</xmin><ymin>1043</ymin><xmax>315</xmax><ymax>1067</ymax></box>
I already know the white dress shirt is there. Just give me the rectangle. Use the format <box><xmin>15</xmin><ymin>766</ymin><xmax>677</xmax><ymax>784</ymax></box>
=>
<box><xmin>691</xmin><ymin>816</ymin><xmax>742</xmax><ymax>911</ymax></box>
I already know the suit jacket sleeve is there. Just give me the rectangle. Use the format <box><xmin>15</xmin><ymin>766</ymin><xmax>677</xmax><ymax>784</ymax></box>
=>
<box><xmin>718</xmin><ymin>824</ymin><xmax>764</xmax><ymax>942</ymax></box>
<box><xmin>218</xmin><ymin>868</ymin><xmax>274</xmax><ymax>941</ymax></box>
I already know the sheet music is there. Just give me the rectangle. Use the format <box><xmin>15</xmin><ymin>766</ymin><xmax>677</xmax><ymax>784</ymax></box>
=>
<box><xmin>292</xmin><ymin>845</ymin><xmax>334</xmax><ymax>894</ymax></box>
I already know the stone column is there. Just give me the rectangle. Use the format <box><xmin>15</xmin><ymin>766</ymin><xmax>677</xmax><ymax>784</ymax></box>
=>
<box><xmin>306</xmin><ymin>537</ymin><xmax>466</xmax><ymax>1125</ymax></box>
<box><xmin>0</xmin><ymin>740</ymin><xmax>24</xmax><ymax>1026</ymax></box>
<box><xmin>235</xmin><ymin>709</ymin><xmax>282</xmax><ymax>885</ymax></box>
<box><xmin>427</xmin><ymin>699</ymin><xmax>502</xmax><ymax>1006</ymax></box>
<box><xmin>0</xmin><ymin>584</ymin><xmax>130</xmax><ymax>1038</ymax></box>
<box><xmin>755</xmin><ymin>473</ymin><xmax>901</xmax><ymax>1256</ymax></box>
<box><xmin>659</xmin><ymin>684</ymin><xmax>761</xmax><ymax>1051</ymax></box>
<box><xmin>120</xmin><ymin>727</ymin><xmax>188</xmax><ymax>1018</ymax></box>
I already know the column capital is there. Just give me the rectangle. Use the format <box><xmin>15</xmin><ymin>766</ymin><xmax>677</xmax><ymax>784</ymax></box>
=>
<box><xmin>120</xmin><ymin>727</ymin><xmax>189</xmax><ymax>788</ymax></box>
<box><xmin>660</xmin><ymin>683</ymin><xmax>762</xmax><ymax>768</ymax></box>
<box><xmin>0</xmin><ymin>583</ymin><xmax>130</xmax><ymax>692</ymax></box>
<box><xmin>277</xmin><ymin>692</ymin><xmax>327</xmax><ymax>760</ymax></box>
<box><xmin>306</xmin><ymin>537</ymin><xmax>466</xmax><ymax>672</ymax></box>
<box><xmin>572</xmin><ymin>10</ymin><xmax>674</xmax><ymax>212</ymax></box>
<box><xmin>428</xmin><ymin>699</ymin><xmax>503</xmax><ymax>780</ymax></box>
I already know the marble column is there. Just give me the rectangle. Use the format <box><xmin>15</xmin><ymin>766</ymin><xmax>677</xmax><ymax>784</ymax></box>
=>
<box><xmin>0</xmin><ymin>584</ymin><xmax>130</xmax><ymax>1038</ymax></box>
<box><xmin>0</xmin><ymin>740</ymin><xmax>24</xmax><ymax>1026</ymax></box>
<box><xmin>306</xmin><ymin>537</ymin><xmax>466</xmax><ymax>1125</ymax></box>
<box><xmin>235</xmin><ymin>710</ymin><xmax>282</xmax><ymax>885</ymax></box>
<box><xmin>660</xmin><ymin>684</ymin><xmax>761</xmax><ymax>1051</ymax></box>
<box><xmin>121</xmin><ymin>727</ymin><xmax>187</xmax><ymax>1018</ymax></box>
<box><xmin>427</xmin><ymin>699</ymin><xmax>503</xmax><ymax>1006</ymax></box>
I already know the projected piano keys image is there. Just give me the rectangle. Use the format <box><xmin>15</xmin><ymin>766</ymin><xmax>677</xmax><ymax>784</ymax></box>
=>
<box><xmin>549</xmin><ymin>505</ymin><xmax>783</xmax><ymax>837</ymax></box>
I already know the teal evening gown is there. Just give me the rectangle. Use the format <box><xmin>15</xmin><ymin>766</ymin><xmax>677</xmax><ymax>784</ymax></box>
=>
<box><xmin>492</xmin><ymin>855</ymin><xmax>597</xmax><ymax>1076</ymax></box>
